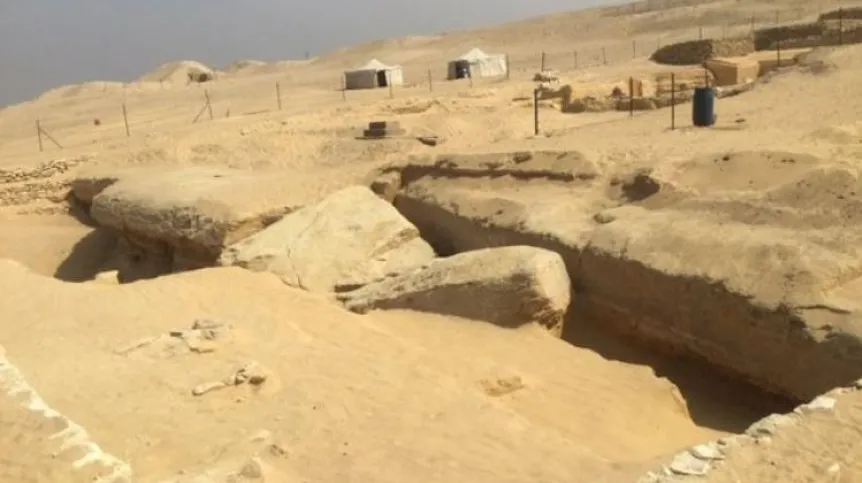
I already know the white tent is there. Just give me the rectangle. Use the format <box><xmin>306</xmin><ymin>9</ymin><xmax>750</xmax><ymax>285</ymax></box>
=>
<box><xmin>447</xmin><ymin>48</ymin><xmax>508</xmax><ymax>80</ymax></box>
<box><xmin>344</xmin><ymin>59</ymin><xmax>404</xmax><ymax>90</ymax></box>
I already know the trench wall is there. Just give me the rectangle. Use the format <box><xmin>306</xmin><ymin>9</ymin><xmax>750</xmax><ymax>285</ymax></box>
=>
<box><xmin>393</xmin><ymin>193</ymin><xmax>862</xmax><ymax>402</ymax></box>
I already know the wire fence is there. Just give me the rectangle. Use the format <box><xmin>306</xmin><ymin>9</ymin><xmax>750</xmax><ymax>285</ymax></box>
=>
<box><xmin>1</xmin><ymin>3</ymin><xmax>858</xmax><ymax>157</ymax></box>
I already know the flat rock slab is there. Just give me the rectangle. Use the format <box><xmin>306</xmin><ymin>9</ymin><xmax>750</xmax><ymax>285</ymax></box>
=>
<box><xmin>85</xmin><ymin>166</ymin><xmax>311</xmax><ymax>262</ymax></box>
<box><xmin>338</xmin><ymin>245</ymin><xmax>572</xmax><ymax>335</ymax></box>
<box><xmin>219</xmin><ymin>186</ymin><xmax>436</xmax><ymax>293</ymax></box>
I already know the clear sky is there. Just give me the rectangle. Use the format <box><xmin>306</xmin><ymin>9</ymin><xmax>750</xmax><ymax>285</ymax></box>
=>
<box><xmin>0</xmin><ymin>0</ymin><xmax>616</xmax><ymax>107</ymax></box>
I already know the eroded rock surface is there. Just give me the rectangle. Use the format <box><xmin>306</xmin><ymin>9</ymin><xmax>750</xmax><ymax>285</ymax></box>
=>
<box><xmin>338</xmin><ymin>245</ymin><xmax>571</xmax><ymax>335</ymax></box>
<box><xmin>218</xmin><ymin>186</ymin><xmax>436</xmax><ymax>292</ymax></box>
<box><xmin>85</xmin><ymin>166</ymin><xmax>302</xmax><ymax>265</ymax></box>
<box><xmin>378</xmin><ymin>150</ymin><xmax>862</xmax><ymax>401</ymax></box>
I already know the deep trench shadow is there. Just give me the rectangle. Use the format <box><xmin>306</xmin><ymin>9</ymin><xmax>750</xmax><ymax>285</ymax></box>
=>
<box><xmin>53</xmin><ymin>228</ymin><xmax>120</xmax><ymax>282</ymax></box>
<box><xmin>562</xmin><ymin>297</ymin><xmax>797</xmax><ymax>433</ymax></box>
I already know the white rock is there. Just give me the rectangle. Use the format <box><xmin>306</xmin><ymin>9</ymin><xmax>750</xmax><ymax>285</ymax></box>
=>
<box><xmin>93</xmin><ymin>270</ymin><xmax>119</xmax><ymax>284</ymax></box>
<box><xmin>690</xmin><ymin>442</ymin><xmax>724</xmax><ymax>460</ymax></box>
<box><xmin>801</xmin><ymin>395</ymin><xmax>837</xmax><ymax>412</ymax></box>
<box><xmin>219</xmin><ymin>186</ymin><xmax>435</xmax><ymax>293</ymax></box>
<box><xmin>668</xmin><ymin>451</ymin><xmax>711</xmax><ymax>476</ymax></box>
<box><xmin>746</xmin><ymin>413</ymin><xmax>796</xmax><ymax>437</ymax></box>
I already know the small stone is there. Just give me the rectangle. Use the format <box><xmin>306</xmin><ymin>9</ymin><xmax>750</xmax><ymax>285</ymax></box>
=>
<box><xmin>93</xmin><ymin>270</ymin><xmax>119</xmax><ymax>284</ymax></box>
<box><xmin>248</xmin><ymin>430</ymin><xmax>272</xmax><ymax>443</ymax></box>
<box><xmin>827</xmin><ymin>387</ymin><xmax>848</xmax><ymax>397</ymax></box>
<box><xmin>669</xmin><ymin>451</ymin><xmax>711</xmax><ymax>476</ymax></box>
<box><xmin>690</xmin><ymin>442</ymin><xmax>724</xmax><ymax>461</ymax></box>
<box><xmin>239</xmin><ymin>457</ymin><xmax>265</xmax><ymax>479</ymax></box>
<box><xmin>827</xmin><ymin>463</ymin><xmax>841</xmax><ymax>474</ymax></box>
<box><xmin>853</xmin><ymin>378</ymin><xmax>862</xmax><ymax>389</ymax></box>
<box><xmin>756</xmin><ymin>436</ymin><xmax>773</xmax><ymax>446</ymax></box>
<box><xmin>249</xmin><ymin>374</ymin><xmax>268</xmax><ymax>385</ymax></box>
<box><xmin>513</xmin><ymin>152</ymin><xmax>533</xmax><ymax>163</ymax></box>
<box><xmin>187</xmin><ymin>340</ymin><xmax>218</xmax><ymax>354</ymax></box>
<box><xmin>801</xmin><ymin>395</ymin><xmax>837</xmax><ymax>412</ymax></box>
<box><xmin>636</xmin><ymin>471</ymin><xmax>663</xmax><ymax>483</ymax></box>
<box><xmin>192</xmin><ymin>381</ymin><xmax>228</xmax><ymax>396</ymax></box>
<box><xmin>192</xmin><ymin>319</ymin><xmax>224</xmax><ymax>331</ymax></box>
<box><xmin>746</xmin><ymin>413</ymin><xmax>795</xmax><ymax>437</ymax></box>
<box><xmin>269</xmin><ymin>443</ymin><xmax>288</xmax><ymax>458</ymax></box>
<box><xmin>113</xmin><ymin>336</ymin><xmax>160</xmax><ymax>355</ymax></box>
<box><xmin>593</xmin><ymin>211</ymin><xmax>616</xmax><ymax>224</ymax></box>
<box><xmin>230</xmin><ymin>363</ymin><xmax>268</xmax><ymax>386</ymax></box>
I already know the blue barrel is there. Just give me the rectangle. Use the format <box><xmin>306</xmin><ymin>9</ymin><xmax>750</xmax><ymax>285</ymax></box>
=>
<box><xmin>692</xmin><ymin>87</ymin><xmax>716</xmax><ymax>127</ymax></box>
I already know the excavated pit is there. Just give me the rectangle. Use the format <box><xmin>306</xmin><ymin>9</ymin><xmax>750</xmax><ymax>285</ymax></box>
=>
<box><xmin>391</xmin><ymin>193</ymin><xmax>799</xmax><ymax>430</ymax></box>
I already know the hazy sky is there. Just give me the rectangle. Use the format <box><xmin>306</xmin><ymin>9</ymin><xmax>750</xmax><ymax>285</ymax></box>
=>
<box><xmin>0</xmin><ymin>0</ymin><xmax>620</xmax><ymax>107</ymax></box>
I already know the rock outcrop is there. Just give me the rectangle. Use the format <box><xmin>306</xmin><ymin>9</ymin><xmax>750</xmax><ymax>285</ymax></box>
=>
<box><xmin>338</xmin><ymin>245</ymin><xmax>572</xmax><ymax>335</ymax></box>
<box><xmin>219</xmin><ymin>186</ymin><xmax>436</xmax><ymax>292</ymax></box>
<box><xmin>76</xmin><ymin>166</ymin><xmax>314</xmax><ymax>270</ymax></box>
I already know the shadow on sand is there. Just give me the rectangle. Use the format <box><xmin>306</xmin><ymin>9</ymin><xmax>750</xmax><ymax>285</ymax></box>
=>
<box><xmin>53</xmin><ymin>228</ymin><xmax>120</xmax><ymax>282</ymax></box>
<box><xmin>563</xmin><ymin>298</ymin><xmax>797</xmax><ymax>434</ymax></box>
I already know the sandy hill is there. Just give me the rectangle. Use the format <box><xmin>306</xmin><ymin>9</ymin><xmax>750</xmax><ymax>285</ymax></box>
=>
<box><xmin>136</xmin><ymin>60</ymin><xmax>217</xmax><ymax>84</ymax></box>
<box><xmin>2</xmin><ymin>0</ymin><xmax>862</xmax><ymax>481</ymax></box>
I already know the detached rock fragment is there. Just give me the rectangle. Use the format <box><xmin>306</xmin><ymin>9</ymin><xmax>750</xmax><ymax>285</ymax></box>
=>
<box><xmin>338</xmin><ymin>245</ymin><xmax>572</xmax><ymax>335</ymax></box>
<box><xmin>219</xmin><ymin>186</ymin><xmax>436</xmax><ymax>293</ymax></box>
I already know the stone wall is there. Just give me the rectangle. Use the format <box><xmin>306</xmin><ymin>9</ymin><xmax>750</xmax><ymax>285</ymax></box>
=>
<box><xmin>650</xmin><ymin>37</ymin><xmax>755</xmax><ymax>65</ymax></box>
<box><xmin>774</xmin><ymin>26</ymin><xmax>862</xmax><ymax>49</ymax></box>
<box><xmin>819</xmin><ymin>7</ymin><xmax>862</xmax><ymax>20</ymax></box>
<box><xmin>753</xmin><ymin>23</ymin><xmax>825</xmax><ymax>50</ymax></box>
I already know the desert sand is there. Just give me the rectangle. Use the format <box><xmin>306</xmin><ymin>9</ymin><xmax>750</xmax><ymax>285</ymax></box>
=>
<box><xmin>2</xmin><ymin>0</ymin><xmax>862</xmax><ymax>481</ymax></box>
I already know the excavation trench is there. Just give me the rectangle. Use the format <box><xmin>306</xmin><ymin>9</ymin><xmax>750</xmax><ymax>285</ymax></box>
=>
<box><xmin>392</xmin><ymin>193</ymin><xmax>822</xmax><ymax>428</ymax></box>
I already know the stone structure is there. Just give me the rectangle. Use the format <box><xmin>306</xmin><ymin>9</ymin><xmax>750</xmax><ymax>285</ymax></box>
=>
<box><xmin>819</xmin><ymin>7</ymin><xmax>862</xmax><ymax>20</ymax></box>
<box><xmin>650</xmin><ymin>37</ymin><xmax>755</xmax><ymax>66</ymax></box>
<box><xmin>753</xmin><ymin>23</ymin><xmax>824</xmax><ymax>50</ymax></box>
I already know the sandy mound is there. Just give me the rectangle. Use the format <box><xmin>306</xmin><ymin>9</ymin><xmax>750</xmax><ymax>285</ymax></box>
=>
<box><xmin>222</xmin><ymin>59</ymin><xmax>267</xmax><ymax>74</ymax></box>
<box><xmin>36</xmin><ymin>81</ymin><xmax>128</xmax><ymax>102</ymax></box>
<box><xmin>137</xmin><ymin>60</ymin><xmax>216</xmax><ymax>84</ymax></box>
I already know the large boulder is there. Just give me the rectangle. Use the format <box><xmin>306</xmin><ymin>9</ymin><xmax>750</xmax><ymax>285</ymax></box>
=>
<box><xmin>83</xmin><ymin>166</ymin><xmax>317</xmax><ymax>265</ymax></box>
<box><xmin>218</xmin><ymin>186</ymin><xmax>436</xmax><ymax>293</ymax></box>
<box><xmin>337</xmin><ymin>245</ymin><xmax>572</xmax><ymax>336</ymax></box>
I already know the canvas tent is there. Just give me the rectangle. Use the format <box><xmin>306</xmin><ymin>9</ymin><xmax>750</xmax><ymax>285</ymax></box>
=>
<box><xmin>447</xmin><ymin>48</ymin><xmax>508</xmax><ymax>80</ymax></box>
<box><xmin>344</xmin><ymin>59</ymin><xmax>404</xmax><ymax>90</ymax></box>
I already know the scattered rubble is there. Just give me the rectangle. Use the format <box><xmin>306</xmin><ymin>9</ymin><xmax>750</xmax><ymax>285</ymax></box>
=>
<box><xmin>636</xmin><ymin>379</ymin><xmax>862</xmax><ymax>482</ymax></box>
<box><xmin>192</xmin><ymin>362</ymin><xmax>268</xmax><ymax>397</ymax></box>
